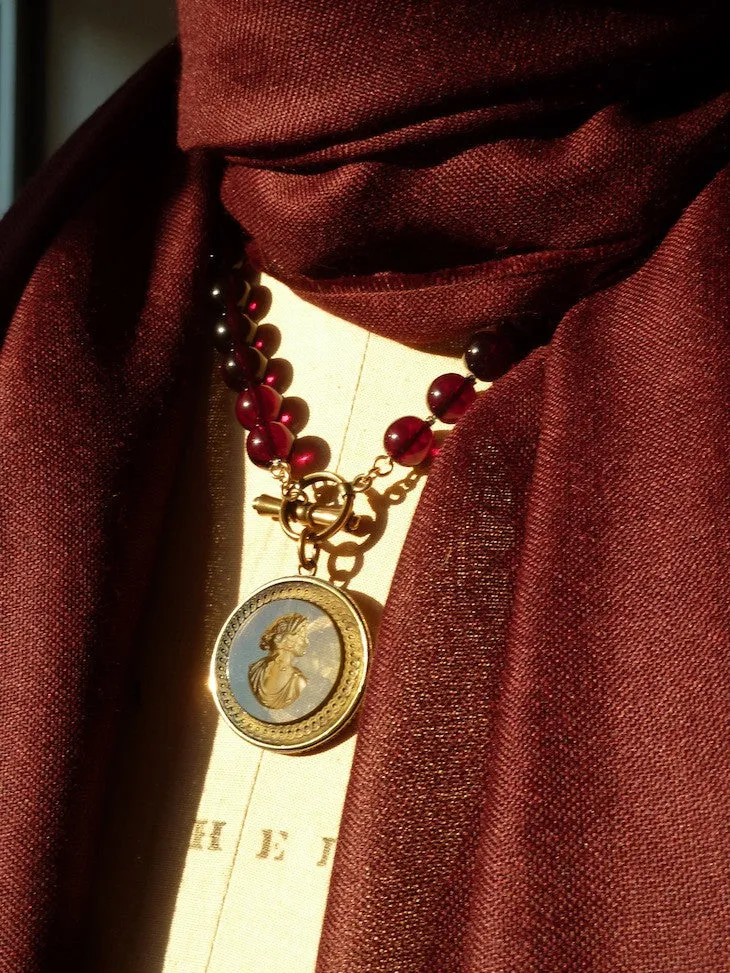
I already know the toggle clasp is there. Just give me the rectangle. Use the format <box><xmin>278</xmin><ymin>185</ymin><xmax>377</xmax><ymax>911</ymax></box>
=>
<box><xmin>253</xmin><ymin>468</ymin><xmax>359</xmax><ymax>570</ymax></box>
<box><xmin>252</xmin><ymin>493</ymin><xmax>362</xmax><ymax>535</ymax></box>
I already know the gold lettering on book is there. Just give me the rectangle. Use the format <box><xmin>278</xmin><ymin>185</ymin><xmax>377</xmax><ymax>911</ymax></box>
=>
<box><xmin>189</xmin><ymin>819</ymin><xmax>226</xmax><ymax>851</ymax></box>
<box><xmin>256</xmin><ymin>828</ymin><xmax>288</xmax><ymax>861</ymax></box>
<box><xmin>316</xmin><ymin>837</ymin><xmax>336</xmax><ymax>868</ymax></box>
<box><xmin>208</xmin><ymin>820</ymin><xmax>225</xmax><ymax>851</ymax></box>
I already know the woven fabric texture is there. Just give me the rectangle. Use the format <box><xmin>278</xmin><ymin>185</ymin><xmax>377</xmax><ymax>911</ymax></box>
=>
<box><xmin>1</xmin><ymin>2</ymin><xmax>730</xmax><ymax>969</ymax></box>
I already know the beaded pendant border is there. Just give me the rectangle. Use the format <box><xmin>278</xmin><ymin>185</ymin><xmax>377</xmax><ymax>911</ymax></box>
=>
<box><xmin>210</xmin><ymin>576</ymin><xmax>370</xmax><ymax>753</ymax></box>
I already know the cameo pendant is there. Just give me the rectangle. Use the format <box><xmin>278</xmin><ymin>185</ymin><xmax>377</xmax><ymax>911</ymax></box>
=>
<box><xmin>210</xmin><ymin>576</ymin><xmax>370</xmax><ymax>753</ymax></box>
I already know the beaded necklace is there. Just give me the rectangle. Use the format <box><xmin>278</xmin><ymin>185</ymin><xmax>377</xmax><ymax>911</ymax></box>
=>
<box><xmin>207</xmin><ymin>223</ymin><xmax>517</xmax><ymax>754</ymax></box>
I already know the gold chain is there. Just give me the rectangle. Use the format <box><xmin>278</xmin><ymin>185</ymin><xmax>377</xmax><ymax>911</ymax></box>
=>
<box><xmin>350</xmin><ymin>454</ymin><xmax>395</xmax><ymax>492</ymax></box>
<box><xmin>270</xmin><ymin>454</ymin><xmax>395</xmax><ymax>498</ymax></box>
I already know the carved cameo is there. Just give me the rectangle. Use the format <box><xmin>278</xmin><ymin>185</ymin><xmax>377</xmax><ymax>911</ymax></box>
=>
<box><xmin>248</xmin><ymin>613</ymin><xmax>309</xmax><ymax>709</ymax></box>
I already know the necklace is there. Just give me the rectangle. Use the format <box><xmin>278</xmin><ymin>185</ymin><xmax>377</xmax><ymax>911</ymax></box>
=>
<box><xmin>207</xmin><ymin>221</ymin><xmax>517</xmax><ymax>754</ymax></box>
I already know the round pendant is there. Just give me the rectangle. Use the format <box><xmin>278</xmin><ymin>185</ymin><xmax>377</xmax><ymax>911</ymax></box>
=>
<box><xmin>210</xmin><ymin>576</ymin><xmax>370</xmax><ymax>753</ymax></box>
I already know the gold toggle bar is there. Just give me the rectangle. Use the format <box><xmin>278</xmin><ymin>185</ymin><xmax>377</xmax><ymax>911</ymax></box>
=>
<box><xmin>253</xmin><ymin>494</ymin><xmax>362</xmax><ymax>534</ymax></box>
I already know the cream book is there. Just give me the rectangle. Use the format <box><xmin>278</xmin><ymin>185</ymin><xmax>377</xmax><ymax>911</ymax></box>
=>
<box><xmin>87</xmin><ymin>273</ymin><xmax>459</xmax><ymax>972</ymax></box>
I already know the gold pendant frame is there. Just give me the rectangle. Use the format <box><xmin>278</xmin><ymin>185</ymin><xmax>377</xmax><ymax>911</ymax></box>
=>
<box><xmin>210</xmin><ymin>576</ymin><xmax>370</xmax><ymax>753</ymax></box>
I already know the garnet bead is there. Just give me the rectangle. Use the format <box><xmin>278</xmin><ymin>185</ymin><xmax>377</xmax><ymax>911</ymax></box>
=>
<box><xmin>246</xmin><ymin>421</ymin><xmax>295</xmax><ymax>466</ymax></box>
<box><xmin>244</xmin><ymin>285</ymin><xmax>270</xmax><ymax>321</ymax></box>
<box><xmin>235</xmin><ymin>346</ymin><xmax>267</xmax><ymax>380</ymax></box>
<box><xmin>209</xmin><ymin>279</ymin><xmax>225</xmax><ymax>310</ymax></box>
<box><xmin>226</xmin><ymin>271</ymin><xmax>251</xmax><ymax>307</ymax></box>
<box><xmin>289</xmin><ymin>437</ymin><xmax>331</xmax><ymax>476</ymax></box>
<box><xmin>210</xmin><ymin>272</ymin><xmax>249</xmax><ymax>311</ymax></box>
<box><xmin>208</xmin><ymin>216</ymin><xmax>245</xmax><ymax>272</ymax></box>
<box><xmin>213</xmin><ymin>320</ymin><xmax>234</xmax><ymax>354</ymax></box>
<box><xmin>230</xmin><ymin>310</ymin><xmax>257</xmax><ymax>348</ymax></box>
<box><xmin>235</xmin><ymin>384</ymin><xmax>282</xmax><ymax>430</ymax></box>
<box><xmin>220</xmin><ymin>355</ymin><xmax>246</xmax><ymax>392</ymax></box>
<box><xmin>384</xmin><ymin>416</ymin><xmax>434</xmax><ymax>467</ymax></box>
<box><xmin>464</xmin><ymin>328</ymin><xmax>515</xmax><ymax>381</ymax></box>
<box><xmin>220</xmin><ymin>347</ymin><xmax>266</xmax><ymax>391</ymax></box>
<box><xmin>427</xmin><ymin>373</ymin><xmax>476</xmax><ymax>423</ymax></box>
<box><xmin>213</xmin><ymin>311</ymin><xmax>256</xmax><ymax>355</ymax></box>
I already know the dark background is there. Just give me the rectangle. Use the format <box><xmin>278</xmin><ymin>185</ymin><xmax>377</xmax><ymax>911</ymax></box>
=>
<box><xmin>7</xmin><ymin>0</ymin><xmax>175</xmax><ymax>207</ymax></box>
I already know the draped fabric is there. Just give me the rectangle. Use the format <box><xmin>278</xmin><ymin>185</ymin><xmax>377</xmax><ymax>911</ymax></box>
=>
<box><xmin>0</xmin><ymin>49</ymin><xmax>214</xmax><ymax>969</ymax></box>
<box><xmin>2</xmin><ymin>3</ymin><xmax>730</xmax><ymax>970</ymax></box>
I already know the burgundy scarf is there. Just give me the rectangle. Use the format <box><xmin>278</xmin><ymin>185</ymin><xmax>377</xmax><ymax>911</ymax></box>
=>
<box><xmin>2</xmin><ymin>2</ymin><xmax>730</xmax><ymax>969</ymax></box>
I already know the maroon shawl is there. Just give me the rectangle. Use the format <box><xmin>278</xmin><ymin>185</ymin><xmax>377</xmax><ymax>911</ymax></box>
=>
<box><xmin>2</xmin><ymin>2</ymin><xmax>730</xmax><ymax>969</ymax></box>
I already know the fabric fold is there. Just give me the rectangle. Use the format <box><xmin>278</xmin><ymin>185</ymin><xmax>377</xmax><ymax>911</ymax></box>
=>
<box><xmin>318</xmin><ymin>164</ymin><xmax>730</xmax><ymax>971</ymax></box>
<box><xmin>0</xmin><ymin>46</ymin><xmax>214</xmax><ymax>970</ymax></box>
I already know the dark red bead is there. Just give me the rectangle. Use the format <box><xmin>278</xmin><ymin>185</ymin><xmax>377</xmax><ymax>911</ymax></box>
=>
<box><xmin>220</xmin><ymin>355</ymin><xmax>247</xmax><ymax>392</ymax></box>
<box><xmin>210</xmin><ymin>271</ymin><xmax>251</xmax><ymax>314</ymax></box>
<box><xmin>234</xmin><ymin>346</ymin><xmax>267</xmax><ymax>381</ymax></box>
<box><xmin>208</xmin><ymin>215</ymin><xmax>245</xmax><ymax>272</ymax></box>
<box><xmin>244</xmin><ymin>285</ymin><xmax>270</xmax><ymax>321</ymax></box>
<box><xmin>213</xmin><ymin>319</ymin><xmax>234</xmax><ymax>354</ymax></box>
<box><xmin>246</xmin><ymin>421</ymin><xmax>294</xmax><ymax>466</ymax></box>
<box><xmin>427</xmin><ymin>373</ymin><xmax>476</xmax><ymax>423</ymax></box>
<box><xmin>290</xmin><ymin>436</ymin><xmax>330</xmax><ymax>477</ymax></box>
<box><xmin>223</xmin><ymin>270</ymin><xmax>250</xmax><ymax>307</ymax></box>
<box><xmin>235</xmin><ymin>384</ymin><xmax>282</xmax><ymax>430</ymax></box>
<box><xmin>464</xmin><ymin>328</ymin><xmax>515</xmax><ymax>381</ymax></box>
<box><xmin>383</xmin><ymin>416</ymin><xmax>434</xmax><ymax>467</ymax></box>
<box><xmin>232</xmin><ymin>272</ymin><xmax>251</xmax><ymax>307</ymax></box>
<box><xmin>220</xmin><ymin>347</ymin><xmax>266</xmax><ymax>391</ymax></box>
<box><xmin>213</xmin><ymin>311</ymin><xmax>256</xmax><ymax>355</ymax></box>
<box><xmin>229</xmin><ymin>309</ymin><xmax>257</xmax><ymax>348</ymax></box>
<box><xmin>209</xmin><ymin>279</ymin><xmax>226</xmax><ymax>310</ymax></box>
<box><xmin>223</xmin><ymin>273</ymin><xmax>256</xmax><ymax>347</ymax></box>
<box><xmin>262</xmin><ymin>358</ymin><xmax>293</xmax><ymax>393</ymax></box>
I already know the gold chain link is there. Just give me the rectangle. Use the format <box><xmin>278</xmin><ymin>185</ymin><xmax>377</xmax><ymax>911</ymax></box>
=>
<box><xmin>270</xmin><ymin>459</ymin><xmax>292</xmax><ymax>491</ymax></box>
<box><xmin>297</xmin><ymin>528</ymin><xmax>320</xmax><ymax>576</ymax></box>
<box><xmin>271</xmin><ymin>453</ymin><xmax>394</xmax><ymax>497</ymax></box>
<box><xmin>350</xmin><ymin>454</ymin><xmax>395</xmax><ymax>493</ymax></box>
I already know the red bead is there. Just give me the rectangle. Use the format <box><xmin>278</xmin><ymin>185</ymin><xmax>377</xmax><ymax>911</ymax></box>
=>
<box><xmin>209</xmin><ymin>281</ymin><xmax>225</xmax><ymax>310</ymax></box>
<box><xmin>262</xmin><ymin>358</ymin><xmax>293</xmax><ymax>393</ymax></box>
<box><xmin>234</xmin><ymin>346</ymin><xmax>267</xmax><ymax>381</ymax></box>
<box><xmin>244</xmin><ymin>286</ymin><xmax>270</xmax><ymax>321</ymax></box>
<box><xmin>208</xmin><ymin>215</ymin><xmax>245</xmax><ymax>272</ymax></box>
<box><xmin>224</xmin><ymin>276</ymin><xmax>256</xmax><ymax>346</ymax></box>
<box><xmin>212</xmin><ymin>319</ymin><xmax>235</xmax><ymax>354</ymax></box>
<box><xmin>229</xmin><ymin>271</ymin><xmax>251</xmax><ymax>307</ymax></box>
<box><xmin>235</xmin><ymin>384</ymin><xmax>282</xmax><ymax>430</ymax></box>
<box><xmin>220</xmin><ymin>347</ymin><xmax>266</xmax><ymax>391</ymax></box>
<box><xmin>220</xmin><ymin>356</ymin><xmax>247</xmax><ymax>392</ymax></box>
<box><xmin>210</xmin><ymin>271</ymin><xmax>249</xmax><ymax>312</ymax></box>
<box><xmin>383</xmin><ymin>416</ymin><xmax>434</xmax><ymax>467</ymax></box>
<box><xmin>464</xmin><ymin>328</ymin><xmax>515</xmax><ymax>381</ymax></box>
<box><xmin>228</xmin><ymin>308</ymin><xmax>257</xmax><ymax>349</ymax></box>
<box><xmin>289</xmin><ymin>436</ymin><xmax>330</xmax><ymax>476</ymax></box>
<box><xmin>427</xmin><ymin>373</ymin><xmax>476</xmax><ymax>423</ymax></box>
<box><xmin>212</xmin><ymin>311</ymin><xmax>256</xmax><ymax>355</ymax></box>
<box><xmin>246</xmin><ymin>422</ymin><xmax>295</xmax><ymax>466</ymax></box>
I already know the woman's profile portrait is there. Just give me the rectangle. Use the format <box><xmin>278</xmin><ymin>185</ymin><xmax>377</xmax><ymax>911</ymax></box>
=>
<box><xmin>248</xmin><ymin>613</ymin><xmax>310</xmax><ymax>710</ymax></box>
